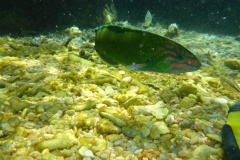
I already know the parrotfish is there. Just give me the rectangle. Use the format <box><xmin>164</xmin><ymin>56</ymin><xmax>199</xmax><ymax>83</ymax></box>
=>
<box><xmin>94</xmin><ymin>25</ymin><xmax>201</xmax><ymax>74</ymax></box>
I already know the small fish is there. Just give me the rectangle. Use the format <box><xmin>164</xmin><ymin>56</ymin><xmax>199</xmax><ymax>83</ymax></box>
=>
<box><xmin>94</xmin><ymin>25</ymin><xmax>201</xmax><ymax>74</ymax></box>
<box><xmin>142</xmin><ymin>10</ymin><xmax>153</xmax><ymax>27</ymax></box>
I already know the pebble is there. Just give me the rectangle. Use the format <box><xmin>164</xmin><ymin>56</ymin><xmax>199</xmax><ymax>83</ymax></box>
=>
<box><xmin>70</xmin><ymin>101</ymin><xmax>96</xmax><ymax>111</ymax></box>
<box><xmin>100</xmin><ymin>112</ymin><xmax>126</xmax><ymax>127</ymax></box>
<box><xmin>179</xmin><ymin>120</ymin><xmax>195</xmax><ymax>129</ymax></box>
<box><xmin>224</xmin><ymin>59</ymin><xmax>240</xmax><ymax>70</ymax></box>
<box><xmin>128</xmin><ymin>101</ymin><xmax>169</xmax><ymax>120</ymax></box>
<box><xmin>192</xmin><ymin>144</ymin><xmax>220</xmax><ymax>158</ymax></box>
<box><xmin>122</xmin><ymin>124</ymin><xmax>151</xmax><ymax>138</ymax></box>
<box><xmin>204</xmin><ymin>97</ymin><xmax>228</xmax><ymax>105</ymax></box>
<box><xmin>100</xmin><ymin>152</ymin><xmax>110</xmax><ymax>159</ymax></box>
<box><xmin>35</xmin><ymin>133</ymin><xmax>78</xmax><ymax>151</ymax></box>
<box><xmin>206</xmin><ymin>134</ymin><xmax>222</xmax><ymax>143</ymax></box>
<box><xmin>178</xmin><ymin>150</ymin><xmax>192</xmax><ymax>159</ymax></box>
<box><xmin>190</xmin><ymin>136</ymin><xmax>199</xmax><ymax>145</ymax></box>
<box><xmin>9</xmin><ymin>97</ymin><xmax>31</xmax><ymax>112</ymax></box>
<box><xmin>78</xmin><ymin>146</ymin><xmax>95</xmax><ymax>158</ymax></box>
<box><xmin>134</xmin><ymin>149</ymin><xmax>143</xmax><ymax>154</ymax></box>
<box><xmin>179</xmin><ymin>97</ymin><xmax>197</xmax><ymax>108</ymax></box>
<box><xmin>152</xmin><ymin>108</ymin><xmax>169</xmax><ymax>120</ymax></box>
<box><xmin>22</xmin><ymin>122</ymin><xmax>36</xmax><ymax>129</ymax></box>
<box><xmin>150</xmin><ymin>121</ymin><xmax>170</xmax><ymax>139</ymax></box>
<box><xmin>105</xmin><ymin>86</ymin><xmax>115</xmax><ymax>96</ymax></box>
<box><xmin>102</xmin><ymin>98</ymin><xmax>119</xmax><ymax>107</ymax></box>
<box><xmin>118</xmin><ymin>70</ymin><xmax>125</xmax><ymax>75</ymax></box>
<box><xmin>97</xmin><ymin>119</ymin><xmax>121</xmax><ymax>134</ymax></box>
<box><xmin>122</xmin><ymin>76</ymin><xmax>132</xmax><ymax>83</ymax></box>
<box><xmin>128</xmin><ymin>86</ymin><xmax>139</xmax><ymax>93</ymax></box>
<box><xmin>165</xmin><ymin>115</ymin><xmax>175</xmax><ymax>125</ymax></box>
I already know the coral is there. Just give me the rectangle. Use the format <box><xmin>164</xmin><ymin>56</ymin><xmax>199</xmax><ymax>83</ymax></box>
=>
<box><xmin>63</xmin><ymin>26</ymin><xmax>82</xmax><ymax>36</ymax></box>
<box><xmin>164</xmin><ymin>23</ymin><xmax>179</xmax><ymax>38</ymax></box>
<box><xmin>102</xmin><ymin>3</ymin><xmax>117</xmax><ymax>24</ymax></box>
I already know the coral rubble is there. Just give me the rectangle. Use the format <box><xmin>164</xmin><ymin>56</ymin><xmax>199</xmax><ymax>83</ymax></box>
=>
<box><xmin>0</xmin><ymin>23</ymin><xmax>239</xmax><ymax>159</ymax></box>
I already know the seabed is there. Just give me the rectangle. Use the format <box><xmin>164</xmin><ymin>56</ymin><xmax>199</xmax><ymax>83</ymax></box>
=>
<box><xmin>0</xmin><ymin>22</ymin><xmax>239</xmax><ymax>160</ymax></box>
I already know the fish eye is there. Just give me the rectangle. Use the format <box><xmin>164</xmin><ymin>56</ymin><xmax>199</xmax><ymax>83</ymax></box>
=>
<box><xmin>177</xmin><ymin>55</ymin><xmax>184</xmax><ymax>61</ymax></box>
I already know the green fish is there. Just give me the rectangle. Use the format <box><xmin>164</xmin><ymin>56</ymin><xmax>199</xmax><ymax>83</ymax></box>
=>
<box><xmin>94</xmin><ymin>25</ymin><xmax>201</xmax><ymax>74</ymax></box>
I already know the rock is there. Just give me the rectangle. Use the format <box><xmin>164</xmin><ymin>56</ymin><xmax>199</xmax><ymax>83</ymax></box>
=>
<box><xmin>192</xmin><ymin>145</ymin><xmax>220</xmax><ymax>158</ymax></box>
<box><xmin>152</xmin><ymin>107</ymin><xmax>169</xmax><ymax>120</ymax></box>
<box><xmin>159</xmin><ymin>89</ymin><xmax>175</xmax><ymax>103</ymax></box>
<box><xmin>165</xmin><ymin>115</ymin><xmax>175</xmax><ymax>125</ymax></box>
<box><xmin>9</xmin><ymin>97</ymin><xmax>31</xmax><ymax>112</ymax></box>
<box><xmin>128</xmin><ymin>101</ymin><xmax>169</xmax><ymax>120</ymax></box>
<box><xmin>224</xmin><ymin>59</ymin><xmax>240</xmax><ymax>70</ymax></box>
<box><xmin>105</xmin><ymin>86</ymin><xmax>115</xmax><ymax>96</ymax></box>
<box><xmin>69</xmin><ymin>100</ymin><xmax>96</xmax><ymax>111</ymax></box>
<box><xmin>1</xmin><ymin>122</ymin><xmax>15</xmax><ymax>135</ymax></box>
<box><xmin>150</xmin><ymin>121</ymin><xmax>170</xmax><ymax>139</ymax></box>
<box><xmin>122</xmin><ymin>124</ymin><xmax>151</xmax><ymax>138</ymax></box>
<box><xmin>179</xmin><ymin>97</ymin><xmax>197</xmax><ymax>108</ymax></box>
<box><xmin>220</xmin><ymin>75</ymin><xmax>240</xmax><ymax>92</ymax></box>
<box><xmin>176</xmin><ymin>85</ymin><xmax>198</xmax><ymax>97</ymax></box>
<box><xmin>68</xmin><ymin>52</ymin><xmax>94</xmax><ymax>66</ymax></box>
<box><xmin>96</xmin><ymin>119</ymin><xmax>121</xmax><ymax>134</ymax></box>
<box><xmin>207</xmin><ymin>78</ymin><xmax>221</xmax><ymax>88</ymax></box>
<box><xmin>204</xmin><ymin>97</ymin><xmax>228</xmax><ymax>105</ymax></box>
<box><xmin>79</xmin><ymin>136</ymin><xmax>107</xmax><ymax>152</ymax></box>
<box><xmin>78</xmin><ymin>146</ymin><xmax>95</xmax><ymax>158</ymax></box>
<box><xmin>35</xmin><ymin>133</ymin><xmax>78</xmax><ymax>151</ymax></box>
<box><xmin>206</xmin><ymin>134</ymin><xmax>222</xmax><ymax>143</ymax></box>
<box><xmin>122</xmin><ymin>76</ymin><xmax>132</xmax><ymax>83</ymax></box>
<box><xmin>100</xmin><ymin>112</ymin><xmax>126</xmax><ymax>127</ymax></box>
<box><xmin>179</xmin><ymin>120</ymin><xmax>195</xmax><ymax>129</ymax></box>
<box><xmin>121</xmin><ymin>97</ymin><xmax>144</xmax><ymax>108</ymax></box>
<box><xmin>178</xmin><ymin>150</ymin><xmax>192</xmax><ymax>159</ymax></box>
<box><xmin>128</xmin><ymin>86</ymin><xmax>139</xmax><ymax>93</ymax></box>
<box><xmin>102</xmin><ymin>98</ymin><xmax>119</xmax><ymax>107</ymax></box>
<box><xmin>130</xmin><ymin>79</ymin><xmax>149</xmax><ymax>94</ymax></box>
<box><xmin>190</xmin><ymin>105</ymin><xmax>203</xmax><ymax>115</ymax></box>
<box><xmin>188</xmin><ymin>94</ymin><xmax>198</xmax><ymax>101</ymax></box>
<box><xmin>190</xmin><ymin>136</ymin><xmax>199</xmax><ymax>145</ymax></box>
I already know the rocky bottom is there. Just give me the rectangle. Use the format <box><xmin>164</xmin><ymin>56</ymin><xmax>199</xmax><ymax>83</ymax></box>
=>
<box><xmin>0</xmin><ymin>24</ymin><xmax>240</xmax><ymax>160</ymax></box>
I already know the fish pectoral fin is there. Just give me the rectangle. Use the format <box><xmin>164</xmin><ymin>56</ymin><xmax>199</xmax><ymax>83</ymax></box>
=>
<box><xmin>95</xmin><ymin>49</ymin><xmax>119</xmax><ymax>66</ymax></box>
<box><xmin>127</xmin><ymin>58</ymin><xmax>153</xmax><ymax>70</ymax></box>
<box><xmin>127</xmin><ymin>63</ymin><xmax>147</xmax><ymax>70</ymax></box>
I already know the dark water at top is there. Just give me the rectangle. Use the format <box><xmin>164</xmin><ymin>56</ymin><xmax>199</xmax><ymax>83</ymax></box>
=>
<box><xmin>0</xmin><ymin>0</ymin><xmax>239</xmax><ymax>36</ymax></box>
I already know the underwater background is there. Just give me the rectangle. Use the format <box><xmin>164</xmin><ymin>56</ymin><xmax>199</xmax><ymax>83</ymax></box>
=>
<box><xmin>1</xmin><ymin>0</ymin><xmax>240</xmax><ymax>36</ymax></box>
<box><xmin>0</xmin><ymin>0</ymin><xmax>240</xmax><ymax>159</ymax></box>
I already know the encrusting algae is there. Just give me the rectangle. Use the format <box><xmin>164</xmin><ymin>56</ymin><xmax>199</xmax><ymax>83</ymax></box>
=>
<box><xmin>0</xmin><ymin>24</ymin><xmax>239</xmax><ymax>159</ymax></box>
